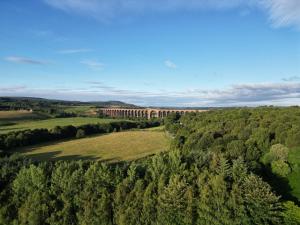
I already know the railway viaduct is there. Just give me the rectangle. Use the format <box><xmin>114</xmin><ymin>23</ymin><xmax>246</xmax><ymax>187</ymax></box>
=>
<box><xmin>100</xmin><ymin>108</ymin><xmax>206</xmax><ymax>119</ymax></box>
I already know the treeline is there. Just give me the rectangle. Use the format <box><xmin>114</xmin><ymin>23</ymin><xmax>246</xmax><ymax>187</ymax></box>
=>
<box><xmin>1</xmin><ymin>107</ymin><xmax>300</xmax><ymax>224</ymax></box>
<box><xmin>0</xmin><ymin>120</ymin><xmax>160</xmax><ymax>151</ymax></box>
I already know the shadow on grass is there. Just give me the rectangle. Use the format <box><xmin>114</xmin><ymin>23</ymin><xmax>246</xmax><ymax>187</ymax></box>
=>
<box><xmin>260</xmin><ymin>164</ymin><xmax>300</xmax><ymax>205</ymax></box>
<box><xmin>17</xmin><ymin>148</ymin><xmax>123</xmax><ymax>163</ymax></box>
<box><xmin>22</xmin><ymin>150</ymin><xmax>102</xmax><ymax>161</ymax></box>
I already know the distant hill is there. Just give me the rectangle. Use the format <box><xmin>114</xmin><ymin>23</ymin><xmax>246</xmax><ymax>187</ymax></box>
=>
<box><xmin>0</xmin><ymin>97</ymin><xmax>139</xmax><ymax>109</ymax></box>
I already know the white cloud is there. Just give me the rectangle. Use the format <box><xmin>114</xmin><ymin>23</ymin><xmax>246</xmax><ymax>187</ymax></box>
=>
<box><xmin>264</xmin><ymin>0</ymin><xmax>300</xmax><ymax>28</ymax></box>
<box><xmin>0</xmin><ymin>85</ymin><xmax>27</xmax><ymax>92</ymax></box>
<box><xmin>80</xmin><ymin>60</ymin><xmax>104</xmax><ymax>70</ymax></box>
<box><xmin>58</xmin><ymin>48</ymin><xmax>93</xmax><ymax>54</ymax></box>
<box><xmin>1</xmin><ymin>82</ymin><xmax>299</xmax><ymax>106</ymax></box>
<box><xmin>4</xmin><ymin>56</ymin><xmax>49</xmax><ymax>65</ymax></box>
<box><xmin>43</xmin><ymin>0</ymin><xmax>300</xmax><ymax>28</ymax></box>
<box><xmin>282</xmin><ymin>76</ymin><xmax>300</xmax><ymax>82</ymax></box>
<box><xmin>164</xmin><ymin>60</ymin><xmax>177</xmax><ymax>69</ymax></box>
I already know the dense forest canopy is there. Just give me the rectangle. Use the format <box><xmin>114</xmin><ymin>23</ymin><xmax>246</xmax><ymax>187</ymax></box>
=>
<box><xmin>1</xmin><ymin>107</ymin><xmax>300</xmax><ymax>224</ymax></box>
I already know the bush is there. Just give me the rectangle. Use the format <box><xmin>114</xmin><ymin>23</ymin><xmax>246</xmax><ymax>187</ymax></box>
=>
<box><xmin>76</xmin><ymin>129</ymin><xmax>86</xmax><ymax>139</ymax></box>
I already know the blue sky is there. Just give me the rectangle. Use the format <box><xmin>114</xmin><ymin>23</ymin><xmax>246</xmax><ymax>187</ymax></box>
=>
<box><xmin>0</xmin><ymin>0</ymin><xmax>300</xmax><ymax>106</ymax></box>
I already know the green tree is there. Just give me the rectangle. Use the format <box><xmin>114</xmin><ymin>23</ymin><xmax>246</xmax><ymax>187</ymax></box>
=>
<box><xmin>158</xmin><ymin>175</ymin><xmax>189</xmax><ymax>225</ymax></box>
<box><xmin>282</xmin><ymin>201</ymin><xmax>300</xmax><ymax>225</ymax></box>
<box><xmin>271</xmin><ymin>160</ymin><xmax>291</xmax><ymax>177</ymax></box>
<box><xmin>241</xmin><ymin>174</ymin><xmax>282</xmax><ymax>225</ymax></box>
<box><xmin>12</xmin><ymin>165</ymin><xmax>49</xmax><ymax>225</ymax></box>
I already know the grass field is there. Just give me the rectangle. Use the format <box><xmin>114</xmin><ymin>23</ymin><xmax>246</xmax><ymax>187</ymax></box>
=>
<box><xmin>0</xmin><ymin>110</ymin><xmax>48</xmax><ymax>127</ymax></box>
<box><xmin>0</xmin><ymin>110</ymin><xmax>46</xmax><ymax>121</ymax></box>
<box><xmin>287</xmin><ymin>147</ymin><xmax>300</xmax><ymax>200</ymax></box>
<box><xmin>0</xmin><ymin>117</ymin><xmax>120</xmax><ymax>134</ymax></box>
<box><xmin>63</xmin><ymin>106</ymin><xmax>95</xmax><ymax>115</ymax></box>
<box><xmin>16</xmin><ymin>130</ymin><xmax>170</xmax><ymax>162</ymax></box>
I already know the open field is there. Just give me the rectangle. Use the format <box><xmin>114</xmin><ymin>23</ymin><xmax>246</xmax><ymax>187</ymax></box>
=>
<box><xmin>0</xmin><ymin>110</ymin><xmax>48</xmax><ymax>126</ymax></box>
<box><xmin>0</xmin><ymin>117</ymin><xmax>121</xmax><ymax>134</ymax></box>
<box><xmin>0</xmin><ymin>110</ymin><xmax>33</xmax><ymax>119</ymax></box>
<box><xmin>16</xmin><ymin>130</ymin><xmax>170</xmax><ymax>162</ymax></box>
<box><xmin>287</xmin><ymin>147</ymin><xmax>300</xmax><ymax>200</ymax></box>
<box><xmin>63</xmin><ymin>106</ymin><xmax>95</xmax><ymax>115</ymax></box>
<box><xmin>0</xmin><ymin>110</ymin><xmax>46</xmax><ymax>120</ymax></box>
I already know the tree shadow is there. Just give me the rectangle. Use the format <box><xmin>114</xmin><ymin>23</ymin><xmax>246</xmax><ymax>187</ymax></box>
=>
<box><xmin>260</xmin><ymin>164</ymin><xmax>300</xmax><ymax>205</ymax></box>
<box><xmin>17</xmin><ymin>148</ymin><xmax>126</xmax><ymax>163</ymax></box>
<box><xmin>18</xmin><ymin>150</ymin><xmax>101</xmax><ymax>162</ymax></box>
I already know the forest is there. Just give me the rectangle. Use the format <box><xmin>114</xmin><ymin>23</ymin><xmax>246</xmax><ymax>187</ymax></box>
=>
<box><xmin>0</xmin><ymin>107</ymin><xmax>300</xmax><ymax>225</ymax></box>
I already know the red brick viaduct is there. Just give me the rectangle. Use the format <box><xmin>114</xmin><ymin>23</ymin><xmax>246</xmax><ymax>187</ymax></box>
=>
<box><xmin>100</xmin><ymin>108</ymin><xmax>207</xmax><ymax>119</ymax></box>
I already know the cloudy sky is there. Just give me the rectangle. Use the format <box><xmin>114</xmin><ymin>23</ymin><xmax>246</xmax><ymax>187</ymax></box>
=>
<box><xmin>0</xmin><ymin>0</ymin><xmax>299</xmax><ymax>106</ymax></box>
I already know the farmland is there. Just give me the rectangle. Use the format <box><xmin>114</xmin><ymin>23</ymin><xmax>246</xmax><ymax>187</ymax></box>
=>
<box><xmin>0</xmin><ymin>116</ymin><xmax>122</xmax><ymax>134</ymax></box>
<box><xmin>16</xmin><ymin>130</ymin><xmax>170</xmax><ymax>162</ymax></box>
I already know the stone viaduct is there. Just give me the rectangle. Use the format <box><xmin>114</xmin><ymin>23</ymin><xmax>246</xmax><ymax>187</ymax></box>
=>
<box><xmin>100</xmin><ymin>108</ymin><xmax>206</xmax><ymax>119</ymax></box>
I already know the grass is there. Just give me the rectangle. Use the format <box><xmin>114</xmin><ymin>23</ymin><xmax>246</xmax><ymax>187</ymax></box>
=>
<box><xmin>63</xmin><ymin>106</ymin><xmax>94</xmax><ymax>115</ymax></box>
<box><xmin>0</xmin><ymin>117</ymin><xmax>121</xmax><ymax>134</ymax></box>
<box><xmin>0</xmin><ymin>110</ymin><xmax>46</xmax><ymax>120</ymax></box>
<box><xmin>287</xmin><ymin>147</ymin><xmax>300</xmax><ymax>200</ymax></box>
<box><xmin>0</xmin><ymin>110</ymin><xmax>49</xmax><ymax>127</ymax></box>
<box><xmin>16</xmin><ymin>130</ymin><xmax>170</xmax><ymax>162</ymax></box>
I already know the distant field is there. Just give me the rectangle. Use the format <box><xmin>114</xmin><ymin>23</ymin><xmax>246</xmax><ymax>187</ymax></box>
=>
<box><xmin>287</xmin><ymin>147</ymin><xmax>300</xmax><ymax>200</ymax></box>
<box><xmin>17</xmin><ymin>130</ymin><xmax>170</xmax><ymax>162</ymax></box>
<box><xmin>0</xmin><ymin>110</ymin><xmax>46</xmax><ymax>120</ymax></box>
<box><xmin>0</xmin><ymin>117</ymin><xmax>120</xmax><ymax>134</ymax></box>
<box><xmin>63</xmin><ymin>106</ymin><xmax>95</xmax><ymax>115</ymax></box>
<box><xmin>0</xmin><ymin>110</ymin><xmax>48</xmax><ymax>127</ymax></box>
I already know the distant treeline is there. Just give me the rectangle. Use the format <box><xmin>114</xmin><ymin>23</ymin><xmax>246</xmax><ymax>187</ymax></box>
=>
<box><xmin>0</xmin><ymin>97</ymin><xmax>137</xmax><ymax>112</ymax></box>
<box><xmin>0</xmin><ymin>120</ymin><xmax>160</xmax><ymax>151</ymax></box>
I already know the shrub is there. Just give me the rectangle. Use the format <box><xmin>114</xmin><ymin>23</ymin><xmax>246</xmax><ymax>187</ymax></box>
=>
<box><xmin>76</xmin><ymin>129</ymin><xmax>86</xmax><ymax>139</ymax></box>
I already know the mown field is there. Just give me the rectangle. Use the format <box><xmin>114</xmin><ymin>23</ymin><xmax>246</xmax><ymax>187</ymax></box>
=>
<box><xmin>0</xmin><ymin>117</ymin><xmax>121</xmax><ymax>134</ymax></box>
<box><xmin>16</xmin><ymin>130</ymin><xmax>170</xmax><ymax>162</ymax></box>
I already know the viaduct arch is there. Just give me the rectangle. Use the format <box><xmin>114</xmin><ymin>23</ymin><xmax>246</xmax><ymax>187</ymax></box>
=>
<box><xmin>100</xmin><ymin>108</ymin><xmax>206</xmax><ymax>119</ymax></box>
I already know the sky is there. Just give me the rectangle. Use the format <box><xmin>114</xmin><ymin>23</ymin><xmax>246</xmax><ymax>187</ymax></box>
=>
<box><xmin>0</xmin><ymin>0</ymin><xmax>300</xmax><ymax>107</ymax></box>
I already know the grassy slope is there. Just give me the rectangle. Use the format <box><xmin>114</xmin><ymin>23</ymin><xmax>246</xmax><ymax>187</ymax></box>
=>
<box><xmin>17</xmin><ymin>130</ymin><xmax>170</xmax><ymax>162</ymax></box>
<box><xmin>0</xmin><ymin>117</ymin><xmax>120</xmax><ymax>134</ymax></box>
<box><xmin>287</xmin><ymin>147</ymin><xmax>300</xmax><ymax>200</ymax></box>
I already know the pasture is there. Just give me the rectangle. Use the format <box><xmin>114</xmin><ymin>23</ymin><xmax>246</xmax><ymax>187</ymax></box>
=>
<box><xmin>16</xmin><ymin>130</ymin><xmax>170</xmax><ymax>162</ymax></box>
<box><xmin>0</xmin><ymin>117</ymin><xmax>120</xmax><ymax>134</ymax></box>
<box><xmin>0</xmin><ymin>110</ymin><xmax>48</xmax><ymax>126</ymax></box>
<box><xmin>0</xmin><ymin>110</ymin><xmax>46</xmax><ymax>120</ymax></box>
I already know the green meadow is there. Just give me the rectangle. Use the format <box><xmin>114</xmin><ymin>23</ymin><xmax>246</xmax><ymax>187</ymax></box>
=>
<box><xmin>16</xmin><ymin>130</ymin><xmax>170</xmax><ymax>162</ymax></box>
